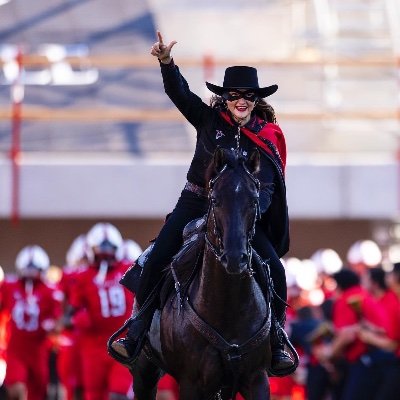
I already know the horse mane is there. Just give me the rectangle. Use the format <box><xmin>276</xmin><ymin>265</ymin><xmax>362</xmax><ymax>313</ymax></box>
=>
<box><xmin>205</xmin><ymin>148</ymin><xmax>248</xmax><ymax>191</ymax></box>
<box><xmin>205</xmin><ymin>148</ymin><xmax>261</xmax><ymax>191</ymax></box>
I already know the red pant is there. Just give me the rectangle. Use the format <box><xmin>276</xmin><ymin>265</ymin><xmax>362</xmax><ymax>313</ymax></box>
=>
<box><xmin>79</xmin><ymin>338</ymin><xmax>132</xmax><ymax>400</ymax></box>
<box><xmin>5</xmin><ymin>342</ymin><xmax>49</xmax><ymax>400</ymax></box>
<box><xmin>57</xmin><ymin>333</ymin><xmax>83</xmax><ymax>400</ymax></box>
<box><xmin>157</xmin><ymin>374</ymin><xmax>179</xmax><ymax>399</ymax></box>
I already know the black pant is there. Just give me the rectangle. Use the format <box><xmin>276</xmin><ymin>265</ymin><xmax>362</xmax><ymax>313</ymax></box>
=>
<box><xmin>136</xmin><ymin>189</ymin><xmax>287</xmax><ymax>320</ymax></box>
<box><xmin>252</xmin><ymin>225</ymin><xmax>287</xmax><ymax>321</ymax></box>
<box><xmin>136</xmin><ymin>190</ymin><xmax>208</xmax><ymax>305</ymax></box>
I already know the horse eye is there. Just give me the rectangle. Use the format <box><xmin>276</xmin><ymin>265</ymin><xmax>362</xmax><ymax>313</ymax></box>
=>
<box><xmin>211</xmin><ymin>197</ymin><xmax>221</xmax><ymax>207</ymax></box>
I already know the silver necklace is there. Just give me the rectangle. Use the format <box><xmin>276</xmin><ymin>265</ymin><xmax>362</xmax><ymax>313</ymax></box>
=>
<box><xmin>235</xmin><ymin>125</ymin><xmax>241</xmax><ymax>152</ymax></box>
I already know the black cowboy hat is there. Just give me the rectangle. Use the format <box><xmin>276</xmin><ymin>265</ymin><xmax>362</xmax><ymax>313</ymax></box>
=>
<box><xmin>206</xmin><ymin>66</ymin><xmax>278</xmax><ymax>98</ymax></box>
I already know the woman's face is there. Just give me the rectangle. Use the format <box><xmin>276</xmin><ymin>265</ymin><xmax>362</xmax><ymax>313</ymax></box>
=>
<box><xmin>225</xmin><ymin>90</ymin><xmax>257</xmax><ymax>125</ymax></box>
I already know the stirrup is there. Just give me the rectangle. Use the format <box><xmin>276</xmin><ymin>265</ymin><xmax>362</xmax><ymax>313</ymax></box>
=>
<box><xmin>267</xmin><ymin>327</ymin><xmax>299</xmax><ymax>377</ymax></box>
<box><xmin>107</xmin><ymin>289</ymin><xmax>159</xmax><ymax>366</ymax></box>
<box><xmin>107</xmin><ymin>319</ymin><xmax>143</xmax><ymax>366</ymax></box>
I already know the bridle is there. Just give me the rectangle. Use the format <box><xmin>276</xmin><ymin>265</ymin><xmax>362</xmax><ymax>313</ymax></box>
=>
<box><xmin>205</xmin><ymin>161</ymin><xmax>261</xmax><ymax>275</ymax></box>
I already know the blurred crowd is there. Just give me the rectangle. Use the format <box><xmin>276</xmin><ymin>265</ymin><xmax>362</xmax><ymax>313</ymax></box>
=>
<box><xmin>276</xmin><ymin>240</ymin><xmax>400</xmax><ymax>400</ymax></box>
<box><xmin>0</xmin><ymin>223</ymin><xmax>399</xmax><ymax>400</ymax></box>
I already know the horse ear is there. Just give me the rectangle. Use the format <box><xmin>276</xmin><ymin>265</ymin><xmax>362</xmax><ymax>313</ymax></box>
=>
<box><xmin>247</xmin><ymin>148</ymin><xmax>260</xmax><ymax>174</ymax></box>
<box><xmin>213</xmin><ymin>147</ymin><xmax>226</xmax><ymax>173</ymax></box>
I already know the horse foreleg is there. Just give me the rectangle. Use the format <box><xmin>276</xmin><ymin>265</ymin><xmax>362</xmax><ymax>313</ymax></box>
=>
<box><xmin>239</xmin><ymin>371</ymin><xmax>270</xmax><ymax>400</ymax></box>
<box><xmin>179</xmin><ymin>381</ymin><xmax>217</xmax><ymax>400</ymax></box>
<box><xmin>178</xmin><ymin>385</ymin><xmax>201</xmax><ymax>400</ymax></box>
<box><xmin>131</xmin><ymin>353</ymin><xmax>161</xmax><ymax>400</ymax></box>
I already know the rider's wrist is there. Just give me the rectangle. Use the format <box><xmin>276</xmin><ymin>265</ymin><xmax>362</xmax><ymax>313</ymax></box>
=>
<box><xmin>158</xmin><ymin>56</ymin><xmax>172</xmax><ymax>64</ymax></box>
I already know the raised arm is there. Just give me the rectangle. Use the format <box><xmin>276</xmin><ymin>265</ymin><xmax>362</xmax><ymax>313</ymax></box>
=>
<box><xmin>149</xmin><ymin>31</ymin><xmax>212</xmax><ymax>128</ymax></box>
<box><xmin>150</xmin><ymin>31</ymin><xmax>176</xmax><ymax>65</ymax></box>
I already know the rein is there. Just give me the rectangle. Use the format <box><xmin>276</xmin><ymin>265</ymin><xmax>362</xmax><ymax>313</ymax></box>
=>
<box><xmin>205</xmin><ymin>159</ymin><xmax>261</xmax><ymax>277</ymax></box>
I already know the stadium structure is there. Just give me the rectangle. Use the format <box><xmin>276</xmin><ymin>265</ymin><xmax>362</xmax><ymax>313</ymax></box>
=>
<box><xmin>0</xmin><ymin>0</ymin><xmax>399</xmax><ymax>268</ymax></box>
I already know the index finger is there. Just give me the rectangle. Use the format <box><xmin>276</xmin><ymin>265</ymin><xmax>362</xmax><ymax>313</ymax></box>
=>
<box><xmin>157</xmin><ymin>31</ymin><xmax>163</xmax><ymax>44</ymax></box>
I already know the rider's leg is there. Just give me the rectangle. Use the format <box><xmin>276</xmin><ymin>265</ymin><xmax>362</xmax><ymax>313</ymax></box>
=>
<box><xmin>110</xmin><ymin>190</ymin><xmax>208</xmax><ymax>363</ymax></box>
<box><xmin>252</xmin><ymin>225</ymin><xmax>295</xmax><ymax>372</ymax></box>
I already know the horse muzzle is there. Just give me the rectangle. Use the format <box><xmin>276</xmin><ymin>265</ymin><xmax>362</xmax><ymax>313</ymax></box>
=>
<box><xmin>220</xmin><ymin>251</ymin><xmax>249</xmax><ymax>275</ymax></box>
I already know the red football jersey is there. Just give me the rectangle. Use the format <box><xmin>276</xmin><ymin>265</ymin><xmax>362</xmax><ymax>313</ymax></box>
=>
<box><xmin>69</xmin><ymin>261</ymin><xmax>134</xmax><ymax>346</ymax></box>
<box><xmin>0</xmin><ymin>277</ymin><xmax>63</xmax><ymax>350</ymax></box>
<box><xmin>376</xmin><ymin>290</ymin><xmax>400</xmax><ymax>355</ymax></box>
<box><xmin>333</xmin><ymin>285</ymin><xmax>390</xmax><ymax>362</ymax></box>
<box><xmin>58</xmin><ymin>265</ymin><xmax>86</xmax><ymax>304</ymax></box>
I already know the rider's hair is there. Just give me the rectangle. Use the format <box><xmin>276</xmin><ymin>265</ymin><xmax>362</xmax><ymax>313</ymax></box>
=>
<box><xmin>210</xmin><ymin>95</ymin><xmax>277</xmax><ymax>123</ymax></box>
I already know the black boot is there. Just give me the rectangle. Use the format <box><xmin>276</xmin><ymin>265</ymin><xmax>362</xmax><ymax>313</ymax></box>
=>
<box><xmin>270</xmin><ymin>324</ymin><xmax>294</xmax><ymax>372</ymax></box>
<box><xmin>110</xmin><ymin>309</ymin><xmax>155</xmax><ymax>365</ymax></box>
<box><xmin>268</xmin><ymin>313</ymin><xmax>298</xmax><ymax>377</ymax></box>
<box><xmin>109</xmin><ymin>297</ymin><xmax>157</xmax><ymax>366</ymax></box>
<box><xmin>110</xmin><ymin>244</ymin><xmax>164</xmax><ymax>366</ymax></box>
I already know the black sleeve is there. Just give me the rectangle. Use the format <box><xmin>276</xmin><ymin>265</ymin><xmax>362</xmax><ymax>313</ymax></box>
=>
<box><xmin>257</xmin><ymin>156</ymin><xmax>278</xmax><ymax>213</ymax></box>
<box><xmin>160</xmin><ymin>60</ymin><xmax>213</xmax><ymax>129</ymax></box>
<box><xmin>259</xmin><ymin>183</ymin><xmax>275</xmax><ymax>214</ymax></box>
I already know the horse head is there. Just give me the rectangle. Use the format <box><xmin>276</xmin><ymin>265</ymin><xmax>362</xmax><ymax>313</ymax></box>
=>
<box><xmin>206</xmin><ymin>147</ymin><xmax>261</xmax><ymax>275</ymax></box>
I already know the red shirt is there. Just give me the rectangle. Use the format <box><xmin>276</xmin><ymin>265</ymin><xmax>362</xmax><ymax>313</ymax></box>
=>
<box><xmin>333</xmin><ymin>285</ymin><xmax>390</xmax><ymax>362</ymax></box>
<box><xmin>0</xmin><ymin>277</ymin><xmax>63</xmax><ymax>351</ymax></box>
<box><xmin>58</xmin><ymin>265</ymin><xmax>86</xmax><ymax>304</ymax></box>
<box><xmin>55</xmin><ymin>265</ymin><xmax>88</xmax><ymax>350</ymax></box>
<box><xmin>69</xmin><ymin>261</ymin><xmax>134</xmax><ymax>346</ymax></box>
<box><xmin>376</xmin><ymin>290</ymin><xmax>400</xmax><ymax>356</ymax></box>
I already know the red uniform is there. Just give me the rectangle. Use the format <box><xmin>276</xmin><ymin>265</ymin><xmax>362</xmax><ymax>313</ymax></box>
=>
<box><xmin>1</xmin><ymin>276</ymin><xmax>63</xmax><ymax>400</ymax></box>
<box><xmin>56</xmin><ymin>266</ymin><xmax>85</xmax><ymax>400</ymax></box>
<box><xmin>157</xmin><ymin>374</ymin><xmax>179</xmax><ymax>399</ymax></box>
<box><xmin>333</xmin><ymin>285</ymin><xmax>390</xmax><ymax>362</ymax></box>
<box><xmin>69</xmin><ymin>262</ymin><xmax>134</xmax><ymax>400</ymax></box>
<box><xmin>376</xmin><ymin>290</ymin><xmax>400</xmax><ymax>356</ymax></box>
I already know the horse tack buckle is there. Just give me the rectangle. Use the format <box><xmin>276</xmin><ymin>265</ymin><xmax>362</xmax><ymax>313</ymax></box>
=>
<box><xmin>227</xmin><ymin>344</ymin><xmax>242</xmax><ymax>362</ymax></box>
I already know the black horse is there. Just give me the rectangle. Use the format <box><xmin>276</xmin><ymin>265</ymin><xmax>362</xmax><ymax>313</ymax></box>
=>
<box><xmin>131</xmin><ymin>148</ymin><xmax>272</xmax><ymax>399</ymax></box>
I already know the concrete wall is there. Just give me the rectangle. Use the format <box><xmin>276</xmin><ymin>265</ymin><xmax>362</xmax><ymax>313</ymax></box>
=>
<box><xmin>0</xmin><ymin>155</ymin><xmax>398</xmax><ymax>219</ymax></box>
<box><xmin>0</xmin><ymin>154</ymin><xmax>397</xmax><ymax>271</ymax></box>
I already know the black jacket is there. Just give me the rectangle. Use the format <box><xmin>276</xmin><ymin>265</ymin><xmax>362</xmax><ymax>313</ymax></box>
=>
<box><xmin>160</xmin><ymin>61</ymin><xmax>289</xmax><ymax>257</ymax></box>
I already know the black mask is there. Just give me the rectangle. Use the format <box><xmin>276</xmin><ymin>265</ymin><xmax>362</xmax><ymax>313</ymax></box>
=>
<box><xmin>223</xmin><ymin>90</ymin><xmax>258</xmax><ymax>102</ymax></box>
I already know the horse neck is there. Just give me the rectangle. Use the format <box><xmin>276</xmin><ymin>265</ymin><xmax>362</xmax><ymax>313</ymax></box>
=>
<box><xmin>198</xmin><ymin>249</ymin><xmax>254</xmax><ymax>308</ymax></box>
<box><xmin>192</xmin><ymin>235</ymin><xmax>267</xmax><ymax>335</ymax></box>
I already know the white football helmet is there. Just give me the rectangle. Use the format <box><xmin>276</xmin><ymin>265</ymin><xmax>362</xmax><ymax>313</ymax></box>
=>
<box><xmin>347</xmin><ymin>240</ymin><xmax>382</xmax><ymax>267</ymax></box>
<box><xmin>15</xmin><ymin>245</ymin><xmax>50</xmax><ymax>278</ymax></box>
<box><xmin>310</xmin><ymin>248</ymin><xmax>343</xmax><ymax>275</ymax></box>
<box><xmin>86</xmin><ymin>222</ymin><xmax>123</xmax><ymax>263</ymax></box>
<box><xmin>66</xmin><ymin>234</ymin><xmax>89</xmax><ymax>268</ymax></box>
<box><xmin>116</xmin><ymin>239</ymin><xmax>142</xmax><ymax>262</ymax></box>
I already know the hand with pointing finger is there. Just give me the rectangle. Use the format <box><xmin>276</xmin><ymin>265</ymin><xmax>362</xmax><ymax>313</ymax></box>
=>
<box><xmin>150</xmin><ymin>31</ymin><xmax>177</xmax><ymax>64</ymax></box>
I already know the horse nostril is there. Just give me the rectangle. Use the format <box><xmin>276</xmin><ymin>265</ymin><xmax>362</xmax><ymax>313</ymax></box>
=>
<box><xmin>220</xmin><ymin>252</ymin><xmax>249</xmax><ymax>273</ymax></box>
<box><xmin>240</xmin><ymin>253</ymin><xmax>249</xmax><ymax>267</ymax></box>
